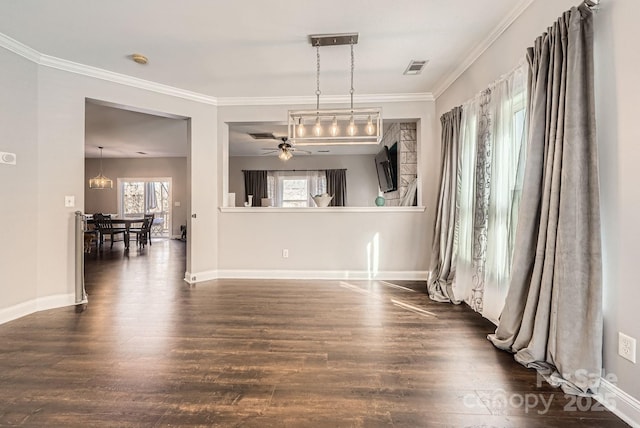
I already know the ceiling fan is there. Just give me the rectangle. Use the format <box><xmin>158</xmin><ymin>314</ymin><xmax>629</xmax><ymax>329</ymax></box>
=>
<box><xmin>260</xmin><ymin>136</ymin><xmax>311</xmax><ymax>161</ymax></box>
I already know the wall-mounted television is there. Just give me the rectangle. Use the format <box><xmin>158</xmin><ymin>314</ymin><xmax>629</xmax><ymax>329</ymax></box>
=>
<box><xmin>375</xmin><ymin>142</ymin><xmax>398</xmax><ymax>193</ymax></box>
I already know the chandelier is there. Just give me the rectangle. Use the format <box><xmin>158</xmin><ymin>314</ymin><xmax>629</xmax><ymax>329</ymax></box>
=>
<box><xmin>89</xmin><ymin>146</ymin><xmax>113</xmax><ymax>189</ymax></box>
<box><xmin>288</xmin><ymin>33</ymin><xmax>382</xmax><ymax>145</ymax></box>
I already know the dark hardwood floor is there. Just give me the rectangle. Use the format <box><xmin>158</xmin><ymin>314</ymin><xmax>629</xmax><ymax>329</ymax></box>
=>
<box><xmin>0</xmin><ymin>240</ymin><xmax>628</xmax><ymax>427</ymax></box>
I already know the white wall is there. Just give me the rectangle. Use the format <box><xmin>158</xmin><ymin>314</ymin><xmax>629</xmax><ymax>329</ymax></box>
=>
<box><xmin>593</xmin><ymin>0</ymin><xmax>640</xmax><ymax>405</ymax></box>
<box><xmin>216</xmin><ymin>100</ymin><xmax>438</xmax><ymax>277</ymax></box>
<box><xmin>218</xmin><ymin>210</ymin><xmax>428</xmax><ymax>275</ymax></box>
<box><xmin>436</xmin><ymin>0</ymin><xmax>640</xmax><ymax>412</ymax></box>
<box><xmin>0</xmin><ymin>48</ymin><xmax>39</xmax><ymax>314</ymax></box>
<box><xmin>229</xmin><ymin>154</ymin><xmax>379</xmax><ymax>207</ymax></box>
<box><xmin>85</xmin><ymin>157</ymin><xmax>188</xmax><ymax>236</ymax></box>
<box><xmin>35</xmin><ymin>66</ymin><xmax>218</xmax><ymax>295</ymax></box>
<box><xmin>0</xmin><ymin>48</ymin><xmax>219</xmax><ymax>320</ymax></box>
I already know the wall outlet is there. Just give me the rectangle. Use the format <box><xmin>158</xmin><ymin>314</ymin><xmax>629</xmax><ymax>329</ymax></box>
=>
<box><xmin>618</xmin><ymin>332</ymin><xmax>637</xmax><ymax>363</ymax></box>
<box><xmin>282</xmin><ymin>249</ymin><xmax>289</xmax><ymax>258</ymax></box>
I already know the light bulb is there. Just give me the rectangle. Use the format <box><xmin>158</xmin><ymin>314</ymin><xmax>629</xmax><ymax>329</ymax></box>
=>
<box><xmin>296</xmin><ymin>118</ymin><xmax>306</xmax><ymax>137</ymax></box>
<box><xmin>279</xmin><ymin>149</ymin><xmax>291</xmax><ymax>161</ymax></box>
<box><xmin>365</xmin><ymin>116</ymin><xmax>375</xmax><ymax>135</ymax></box>
<box><xmin>313</xmin><ymin>116</ymin><xmax>322</xmax><ymax>137</ymax></box>
<box><xmin>329</xmin><ymin>117</ymin><xmax>339</xmax><ymax>137</ymax></box>
<box><xmin>347</xmin><ymin>116</ymin><xmax>357</xmax><ymax>136</ymax></box>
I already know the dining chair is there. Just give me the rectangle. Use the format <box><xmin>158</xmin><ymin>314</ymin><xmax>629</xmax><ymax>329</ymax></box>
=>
<box><xmin>143</xmin><ymin>213</ymin><xmax>155</xmax><ymax>246</ymax></box>
<box><xmin>130</xmin><ymin>216</ymin><xmax>153</xmax><ymax>248</ymax></box>
<box><xmin>93</xmin><ymin>213</ymin><xmax>127</xmax><ymax>249</ymax></box>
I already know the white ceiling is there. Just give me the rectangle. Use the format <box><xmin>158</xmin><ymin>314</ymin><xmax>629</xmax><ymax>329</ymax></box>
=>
<box><xmin>1</xmin><ymin>0</ymin><xmax>532</xmax><ymax>157</ymax></box>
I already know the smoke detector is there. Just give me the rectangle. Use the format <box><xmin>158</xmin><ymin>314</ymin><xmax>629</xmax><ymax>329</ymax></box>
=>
<box><xmin>131</xmin><ymin>53</ymin><xmax>148</xmax><ymax>65</ymax></box>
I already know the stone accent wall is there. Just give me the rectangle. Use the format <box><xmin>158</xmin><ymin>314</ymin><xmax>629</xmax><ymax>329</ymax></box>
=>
<box><xmin>379</xmin><ymin>122</ymin><xmax>417</xmax><ymax>206</ymax></box>
<box><xmin>399</xmin><ymin>122</ymin><xmax>418</xmax><ymax>205</ymax></box>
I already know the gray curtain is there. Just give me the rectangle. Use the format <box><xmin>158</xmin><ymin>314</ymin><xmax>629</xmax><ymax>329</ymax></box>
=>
<box><xmin>242</xmin><ymin>170</ymin><xmax>268</xmax><ymax>206</ymax></box>
<box><xmin>326</xmin><ymin>169</ymin><xmax>347</xmax><ymax>207</ymax></box>
<box><xmin>488</xmin><ymin>5</ymin><xmax>602</xmax><ymax>395</ymax></box>
<box><xmin>427</xmin><ymin>106</ymin><xmax>462</xmax><ymax>303</ymax></box>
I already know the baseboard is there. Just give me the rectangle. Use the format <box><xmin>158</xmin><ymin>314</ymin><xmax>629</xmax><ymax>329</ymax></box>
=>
<box><xmin>0</xmin><ymin>293</ymin><xmax>76</xmax><ymax>325</ymax></box>
<box><xmin>184</xmin><ymin>270</ymin><xmax>218</xmax><ymax>284</ymax></box>
<box><xmin>184</xmin><ymin>269</ymin><xmax>428</xmax><ymax>283</ymax></box>
<box><xmin>597</xmin><ymin>378</ymin><xmax>640</xmax><ymax>427</ymax></box>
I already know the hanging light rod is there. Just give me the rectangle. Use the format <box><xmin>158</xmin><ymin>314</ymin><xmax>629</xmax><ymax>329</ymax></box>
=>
<box><xmin>288</xmin><ymin>32</ymin><xmax>382</xmax><ymax>146</ymax></box>
<box><xmin>309</xmin><ymin>33</ymin><xmax>359</xmax><ymax>47</ymax></box>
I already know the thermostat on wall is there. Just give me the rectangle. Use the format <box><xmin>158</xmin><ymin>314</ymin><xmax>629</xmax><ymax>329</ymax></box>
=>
<box><xmin>0</xmin><ymin>152</ymin><xmax>17</xmax><ymax>165</ymax></box>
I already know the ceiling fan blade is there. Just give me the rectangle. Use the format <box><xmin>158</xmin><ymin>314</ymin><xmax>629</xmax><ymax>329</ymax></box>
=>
<box><xmin>261</xmin><ymin>150</ymin><xmax>278</xmax><ymax>155</ymax></box>
<box><xmin>292</xmin><ymin>149</ymin><xmax>312</xmax><ymax>154</ymax></box>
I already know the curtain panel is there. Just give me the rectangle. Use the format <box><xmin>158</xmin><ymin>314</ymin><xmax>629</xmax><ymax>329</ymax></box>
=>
<box><xmin>427</xmin><ymin>106</ymin><xmax>463</xmax><ymax>303</ymax></box>
<box><xmin>488</xmin><ymin>5</ymin><xmax>602</xmax><ymax>395</ymax></box>
<box><xmin>453</xmin><ymin>63</ymin><xmax>528</xmax><ymax>322</ymax></box>
<box><xmin>326</xmin><ymin>169</ymin><xmax>347</xmax><ymax>207</ymax></box>
<box><xmin>242</xmin><ymin>170</ymin><xmax>268</xmax><ymax>206</ymax></box>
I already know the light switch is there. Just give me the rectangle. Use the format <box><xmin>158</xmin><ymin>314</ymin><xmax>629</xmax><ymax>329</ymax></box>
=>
<box><xmin>174</xmin><ymin>201</ymin><xmax>181</xmax><ymax>207</ymax></box>
<box><xmin>65</xmin><ymin>195</ymin><xmax>75</xmax><ymax>207</ymax></box>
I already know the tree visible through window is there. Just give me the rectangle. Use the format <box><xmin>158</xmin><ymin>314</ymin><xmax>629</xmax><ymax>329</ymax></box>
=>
<box><xmin>282</xmin><ymin>179</ymin><xmax>308</xmax><ymax>207</ymax></box>
<box><xmin>267</xmin><ymin>171</ymin><xmax>326</xmax><ymax>207</ymax></box>
<box><xmin>118</xmin><ymin>178</ymin><xmax>172</xmax><ymax>237</ymax></box>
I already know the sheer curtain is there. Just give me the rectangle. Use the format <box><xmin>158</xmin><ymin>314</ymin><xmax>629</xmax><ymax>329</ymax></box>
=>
<box><xmin>268</xmin><ymin>170</ymin><xmax>325</xmax><ymax>207</ymax></box>
<box><xmin>453</xmin><ymin>62</ymin><xmax>528</xmax><ymax>322</ymax></box>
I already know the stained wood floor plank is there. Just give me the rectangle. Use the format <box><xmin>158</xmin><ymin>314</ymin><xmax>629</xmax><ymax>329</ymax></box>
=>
<box><xmin>0</xmin><ymin>240</ymin><xmax>628</xmax><ymax>427</ymax></box>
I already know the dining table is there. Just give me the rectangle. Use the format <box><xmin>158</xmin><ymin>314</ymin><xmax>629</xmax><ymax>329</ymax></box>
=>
<box><xmin>86</xmin><ymin>216</ymin><xmax>145</xmax><ymax>250</ymax></box>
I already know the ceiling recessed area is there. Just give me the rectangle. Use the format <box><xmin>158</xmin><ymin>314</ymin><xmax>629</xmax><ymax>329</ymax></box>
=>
<box><xmin>85</xmin><ymin>102</ymin><xmax>188</xmax><ymax>158</ymax></box>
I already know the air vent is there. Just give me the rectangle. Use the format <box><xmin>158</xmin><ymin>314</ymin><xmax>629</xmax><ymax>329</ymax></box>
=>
<box><xmin>403</xmin><ymin>60</ymin><xmax>428</xmax><ymax>75</ymax></box>
<box><xmin>249</xmin><ymin>133</ymin><xmax>276</xmax><ymax>140</ymax></box>
<box><xmin>317</xmin><ymin>150</ymin><xmax>330</xmax><ymax>153</ymax></box>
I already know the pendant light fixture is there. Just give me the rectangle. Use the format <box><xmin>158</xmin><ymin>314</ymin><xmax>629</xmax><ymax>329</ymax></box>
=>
<box><xmin>89</xmin><ymin>146</ymin><xmax>113</xmax><ymax>189</ymax></box>
<box><xmin>288</xmin><ymin>33</ymin><xmax>382</xmax><ymax>146</ymax></box>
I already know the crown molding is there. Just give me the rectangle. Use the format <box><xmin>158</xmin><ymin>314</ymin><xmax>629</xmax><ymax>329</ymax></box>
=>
<box><xmin>0</xmin><ymin>32</ymin><xmax>219</xmax><ymax>106</ymax></box>
<box><xmin>0</xmin><ymin>32</ymin><xmax>41</xmax><ymax>63</ymax></box>
<box><xmin>38</xmin><ymin>54</ymin><xmax>219</xmax><ymax>106</ymax></box>
<box><xmin>0</xmin><ymin>31</ymin><xmax>433</xmax><ymax>107</ymax></box>
<box><xmin>432</xmin><ymin>0</ymin><xmax>535</xmax><ymax>99</ymax></box>
<box><xmin>217</xmin><ymin>92</ymin><xmax>434</xmax><ymax>107</ymax></box>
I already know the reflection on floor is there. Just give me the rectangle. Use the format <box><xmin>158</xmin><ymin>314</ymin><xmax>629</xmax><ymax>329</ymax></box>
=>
<box><xmin>0</xmin><ymin>240</ymin><xmax>627</xmax><ymax>426</ymax></box>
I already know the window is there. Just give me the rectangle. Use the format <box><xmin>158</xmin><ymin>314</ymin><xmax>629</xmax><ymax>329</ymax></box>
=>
<box><xmin>282</xmin><ymin>178</ymin><xmax>309</xmax><ymax>207</ymax></box>
<box><xmin>267</xmin><ymin>171</ymin><xmax>326</xmax><ymax>207</ymax></box>
<box><xmin>117</xmin><ymin>178</ymin><xmax>172</xmax><ymax>237</ymax></box>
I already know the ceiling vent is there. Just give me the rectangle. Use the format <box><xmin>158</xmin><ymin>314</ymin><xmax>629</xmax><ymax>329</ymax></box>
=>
<box><xmin>403</xmin><ymin>60</ymin><xmax>428</xmax><ymax>75</ymax></box>
<box><xmin>249</xmin><ymin>132</ymin><xmax>276</xmax><ymax>140</ymax></box>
